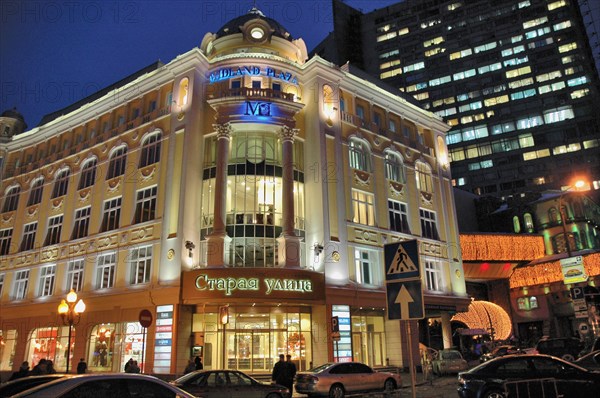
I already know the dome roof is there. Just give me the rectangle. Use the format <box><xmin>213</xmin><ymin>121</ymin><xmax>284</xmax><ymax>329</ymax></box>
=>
<box><xmin>1</xmin><ymin>107</ymin><xmax>25</xmax><ymax>122</ymax></box>
<box><xmin>215</xmin><ymin>7</ymin><xmax>293</xmax><ymax>41</ymax></box>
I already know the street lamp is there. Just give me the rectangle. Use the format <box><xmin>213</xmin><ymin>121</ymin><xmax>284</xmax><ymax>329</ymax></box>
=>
<box><xmin>558</xmin><ymin>180</ymin><xmax>587</xmax><ymax>257</ymax></box>
<box><xmin>57</xmin><ymin>289</ymin><xmax>86</xmax><ymax>373</ymax></box>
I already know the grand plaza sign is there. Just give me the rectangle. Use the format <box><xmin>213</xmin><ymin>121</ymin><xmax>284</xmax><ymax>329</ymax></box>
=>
<box><xmin>182</xmin><ymin>267</ymin><xmax>325</xmax><ymax>303</ymax></box>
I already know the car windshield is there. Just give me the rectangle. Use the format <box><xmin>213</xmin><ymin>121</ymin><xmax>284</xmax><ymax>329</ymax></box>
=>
<box><xmin>442</xmin><ymin>351</ymin><xmax>462</xmax><ymax>359</ymax></box>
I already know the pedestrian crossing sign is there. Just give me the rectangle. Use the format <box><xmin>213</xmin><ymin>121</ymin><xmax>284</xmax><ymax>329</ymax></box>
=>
<box><xmin>384</xmin><ymin>240</ymin><xmax>421</xmax><ymax>281</ymax></box>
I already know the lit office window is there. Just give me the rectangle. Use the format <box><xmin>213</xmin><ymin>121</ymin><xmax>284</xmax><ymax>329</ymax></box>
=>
<box><xmin>523</xmin><ymin>16</ymin><xmax>548</xmax><ymax>29</ymax></box>
<box><xmin>558</xmin><ymin>42</ymin><xmax>577</xmax><ymax>53</ymax></box>
<box><xmin>425</xmin><ymin>260</ymin><xmax>443</xmax><ymax>292</ymax></box>
<box><xmin>548</xmin><ymin>0</ymin><xmax>566</xmax><ymax>11</ymax></box>
<box><xmin>95</xmin><ymin>252</ymin><xmax>116</xmax><ymax>289</ymax></box>
<box><xmin>553</xmin><ymin>20</ymin><xmax>571</xmax><ymax>31</ymax></box>
<box><xmin>129</xmin><ymin>245</ymin><xmax>152</xmax><ymax>285</ymax></box>
<box><xmin>12</xmin><ymin>270</ymin><xmax>29</xmax><ymax>300</ymax></box>
<box><xmin>351</xmin><ymin>190</ymin><xmax>375</xmax><ymax>226</ymax></box>
<box><xmin>66</xmin><ymin>259</ymin><xmax>85</xmax><ymax>292</ymax></box>
<box><xmin>37</xmin><ymin>265</ymin><xmax>56</xmax><ymax>297</ymax></box>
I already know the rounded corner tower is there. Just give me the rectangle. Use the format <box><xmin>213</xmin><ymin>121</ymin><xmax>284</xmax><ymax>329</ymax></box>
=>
<box><xmin>200</xmin><ymin>6</ymin><xmax>308</xmax><ymax>65</ymax></box>
<box><xmin>0</xmin><ymin>107</ymin><xmax>27</xmax><ymax>141</ymax></box>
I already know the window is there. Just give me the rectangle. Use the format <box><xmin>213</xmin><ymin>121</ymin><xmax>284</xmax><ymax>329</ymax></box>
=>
<box><xmin>28</xmin><ymin>178</ymin><xmax>44</xmax><ymax>206</ymax></box>
<box><xmin>12</xmin><ymin>270</ymin><xmax>29</xmax><ymax>300</ymax></box>
<box><xmin>20</xmin><ymin>222</ymin><xmax>37</xmax><ymax>252</ymax></box>
<box><xmin>524</xmin><ymin>213</ymin><xmax>534</xmax><ymax>233</ymax></box>
<box><xmin>0</xmin><ymin>228</ymin><xmax>12</xmax><ymax>255</ymax></box>
<box><xmin>95</xmin><ymin>252</ymin><xmax>116</xmax><ymax>289</ymax></box>
<box><xmin>388</xmin><ymin>200</ymin><xmax>410</xmax><ymax>233</ymax></box>
<box><xmin>513</xmin><ymin>216</ymin><xmax>521</xmax><ymax>233</ymax></box>
<box><xmin>354</xmin><ymin>248</ymin><xmax>377</xmax><ymax>285</ymax></box>
<box><xmin>355</xmin><ymin>105</ymin><xmax>365</xmax><ymax>120</ymax></box>
<box><xmin>72</xmin><ymin>207</ymin><xmax>91</xmax><ymax>239</ymax></box>
<box><xmin>52</xmin><ymin>169</ymin><xmax>70</xmax><ymax>198</ymax></box>
<box><xmin>416</xmin><ymin>162</ymin><xmax>433</xmax><ymax>193</ymax></box>
<box><xmin>384</xmin><ymin>152</ymin><xmax>405</xmax><ymax>183</ymax></box>
<box><xmin>78</xmin><ymin>158</ymin><xmax>97</xmax><ymax>189</ymax></box>
<box><xmin>101</xmin><ymin>198</ymin><xmax>122</xmax><ymax>232</ymax></box>
<box><xmin>106</xmin><ymin>146</ymin><xmax>127</xmax><ymax>179</ymax></box>
<box><xmin>351</xmin><ymin>190</ymin><xmax>375</xmax><ymax>226</ymax></box>
<box><xmin>43</xmin><ymin>215</ymin><xmax>63</xmax><ymax>246</ymax></box>
<box><xmin>134</xmin><ymin>186</ymin><xmax>157</xmax><ymax>224</ymax></box>
<box><xmin>420</xmin><ymin>209</ymin><xmax>439</xmax><ymax>240</ymax></box>
<box><xmin>348</xmin><ymin>138</ymin><xmax>371</xmax><ymax>172</ymax></box>
<box><xmin>2</xmin><ymin>185</ymin><xmax>21</xmax><ymax>212</ymax></box>
<box><xmin>66</xmin><ymin>259</ymin><xmax>85</xmax><ymax>292</ymax></box>
<box><xmin>0</xmin><ymin>273</ymin><xmax>4</xmax><ymax>297</ymax></box>
<box><xmin>129</xmin><ymin>245</ymin><xmax>152</xmax><ymax>285</ymax></box>
<box><xmin>425</xmin><ymin>260</ymin><xmax>443</xmax><ymax>292</ymax></box>
<box><xmin>38</xmin><ymin>265</ymin><xmax>56</xmax><ymax>297</ymax></box>
<box><xmin>139</xmin><ymin>132</ymin><xmax>161</xmax><ymax>168</ymax></box>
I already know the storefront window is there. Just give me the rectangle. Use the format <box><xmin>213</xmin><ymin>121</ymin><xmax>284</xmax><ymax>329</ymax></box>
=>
<box><xmin>0</xmin><ymin>329</ymin><xmax>17</xmax><ymax>370</ymax></box>
<box><xmin>200</xmin><ymin>306</ymin><xmax>311</xmax><ymax>373</ymax></box>
<box><xmin>87</xmin><ymin>322</ymin><xmax>145</xmax><ymax>373</ymax></box>
<box><xmin>26</xmin><ymin>327</ymin><xmax>70</xmax><ymax>371</ymax></box>
<box><xmin>351</xmin><ymin>311</ymin><xmax>386</xmax><ymax>367</ymax></box>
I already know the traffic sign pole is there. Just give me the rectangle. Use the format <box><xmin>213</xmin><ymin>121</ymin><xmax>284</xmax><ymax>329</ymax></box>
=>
<box><xmin>405</xmin><ymin>320</ymin><xmax>416</xmax><ymax>398</ymax></box>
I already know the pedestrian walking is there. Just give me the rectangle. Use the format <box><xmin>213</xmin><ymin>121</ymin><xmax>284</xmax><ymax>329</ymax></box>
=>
<box><xmin>77</xmin><ymin>358</ymin><xmax>87</xmax><ymax>374</ymax></box>
<box><xmin>8</xmin><ymin>362</ymin><xmax>29</xmax><ymax>381</ymax></box>
<box><xmin>284</xmin><ymin>354</ymin><xmax>297</xmax><ymax>393</ymax></box>
<box><xmin>271</xmin><ymin>354</ymin><xmax>287</xmax><ymax>386</ymax></box>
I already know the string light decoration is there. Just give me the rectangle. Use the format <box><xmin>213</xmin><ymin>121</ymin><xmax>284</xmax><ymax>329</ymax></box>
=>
<box><xmin>452</xmin><ymin>300</ymin><xmax>512</xmax><ymax>341</ymax></box>
<box><xmin>460</xmin><ymin>234</ymin><xmax>545</xmax><ymax>261</ymax></box>
<box><xmin>510</xmin><ymin>253</ymin><xmax>600</xmax><ymax>289</ymax></box>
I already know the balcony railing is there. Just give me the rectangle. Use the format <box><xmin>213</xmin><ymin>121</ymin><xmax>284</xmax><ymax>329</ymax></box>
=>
<box><xmin>211</xmin><ymin>87</ymin><xmax>295</xmax><ymax>101</ymax></box>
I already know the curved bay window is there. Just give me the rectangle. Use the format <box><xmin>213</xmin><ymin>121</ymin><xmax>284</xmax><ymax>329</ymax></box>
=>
<box><xmin>87</xmin><ymin>322</ymin><xmax>145</xmax><ymax>373</ymax></box>
<box><xmin>201</xmin><ymin>131</ymin><xmax>305</xmax><ymax>267</ymax></box>
<box><xmin>199</xmin><ymin>306</ymin><xmax>312</xmax><ymax>373</ymax></box>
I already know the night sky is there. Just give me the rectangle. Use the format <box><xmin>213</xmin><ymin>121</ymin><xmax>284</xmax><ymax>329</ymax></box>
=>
<box><xmin>1</xmin><ymin>0</ymin><xmax>598</xmax><ymax>129</ymax></box>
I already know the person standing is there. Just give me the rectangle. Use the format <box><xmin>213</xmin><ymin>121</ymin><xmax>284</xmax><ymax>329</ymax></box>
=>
<box><xmin>46</xmin><ymin>360</ymin><xmax>56</xmax><ymax>374</ymax></box>
<box><xmin>77</xmin><ymin>358</ymin><xmax>87</xmax><ymax>374</ymax></box>
<box><xmin>284</xmin><ymin>354</ymin><xmax>297</xmax><ymax>394</ymax></box>
<box><xmin>271</xmin><ymin>354</ymin><xmax>286</xmax><ymax>386</ymax></box>
<box><xmin>30</xmin><ymin>359</ymin><xmax>48</xmax><ymax>375</ymax></box>
<box><xmin>8</xmin><ymin>362</ymin><xmax>29</xmax><ymax>381</ymax></box>
<box><xmin>124</xmin><ymin>358</ymin><xmax>134</xmax><ymax>373</ymax></box>
<box><xmin>130</xmin><ymin>360</ymin><xmax>141</xmax><ymax>373</ymax></box>
<box><xmin>194</xmin><ymin>356</ymin><xmax>203</xmax><ymax>370</ymax></box>
<box><xmin>184</xmin><ymin>359</ymin><xmax>196</xmax><ymax>374</ymax></box>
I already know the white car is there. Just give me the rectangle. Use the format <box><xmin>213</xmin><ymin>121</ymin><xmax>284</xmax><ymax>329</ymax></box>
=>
<box><xmin>295</xmin><ymin>362</ymin><xmax>401</xmax><ymax>398</ymax></box>
<box><xmin>11</xmin><ymin>373</ymin><xmax>197</xmax><ymax>398</ymax></box>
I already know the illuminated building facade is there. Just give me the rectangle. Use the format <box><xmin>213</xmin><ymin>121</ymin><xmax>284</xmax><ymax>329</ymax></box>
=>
<box><xmin>316</xmin><ymin>0</ymin><xmax>600</xmax><ymax>197</ymax></box>
<box><xmin>0</xmin><ymin>8</ymin><xmax>468</xmax><ymax>377</ymax></box>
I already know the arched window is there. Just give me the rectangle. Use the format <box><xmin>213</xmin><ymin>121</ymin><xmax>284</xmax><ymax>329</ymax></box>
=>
<box><xmin>513</xmin><ymin>216</ymin><xmax>521</xmax><ymax>233</ymax></box>
<box><xmin>79</xmin><ymin>158</ymin><xmax>97</xmax><ymax>190</ymax></box>
<box><xmin>548</xmin><ymin>207</ymin><xmax>559</xmax><ymax>224</ymax></box>
<box><xmin>416</xmin><ymin>161</ymin><xmax>433</xmax><ymax>193</ymax></box>
<box><xmin>52</xmin><ymin>169</ymin><xmax>70</xmax><ymax>198</ymax></box>
<box><xmin>348</xmin><ymin>138</ymin><xmax>371</xmax><ymax>172</ymax></box>
<box><xmin>384</xmin><ymin>151</ymin><xmax>406</xmax><ymax>183</ymax></box>
<box><xmin>524</xmin><ymin>213</ymin><xmax>534</xmax><ymax>233</ymax></box>
<box><xmin>2</xmin><ymin>185</ymin><xmax>21</xmax><ymax>212</ymax></box>
<box><xmin>106</xmin><ymin>146</ymin><xmax>128</xmax><ymax>180</ymax></box>
<box><xmin>139</xmin><ymin>132</ymin><xmax>161</xmax><ymax>168</ymax></box>
<box><xmin>27</xmin><ymin>178</ymin><xmax>44</xmax><ymax>206</ymax></box>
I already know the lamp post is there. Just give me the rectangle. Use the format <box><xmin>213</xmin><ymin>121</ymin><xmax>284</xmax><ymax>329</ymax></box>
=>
<box><xmin>57</xmin><ymin>289</ymin><xmax>86</xmax><ymax>373</ymax></box>
<box><xmin>558</xmin><ymin>180</ymin><xmax>586</xmax><ymax>257</ymax></box>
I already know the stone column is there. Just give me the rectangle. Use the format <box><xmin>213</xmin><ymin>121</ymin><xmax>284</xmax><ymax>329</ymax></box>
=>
<box><xmin>441</xmin><ymin>311</ymin><xmax>453</xmax><ymax>349</ymax></box>
<box><xmin>277</xmin><ymin>125</ymin><xmax>301</xmax><ymax>268</ymax></box>
<box><xmin>206</xmin><ymin>123</ymin><xmax>232</xmax><ymax>267</ymax></box>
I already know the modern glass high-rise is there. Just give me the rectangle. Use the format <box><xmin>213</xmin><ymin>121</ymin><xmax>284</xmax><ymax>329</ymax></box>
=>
<box><xmin>316</xmin><ymin>0</ymin><xmax>600</xmax><ymax>197</ymax></box>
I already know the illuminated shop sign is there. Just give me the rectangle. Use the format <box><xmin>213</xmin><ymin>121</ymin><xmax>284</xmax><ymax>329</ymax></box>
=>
<box><xmin>209</xmin><ymin>66</ymin><xmax>299</xmax><ymax>84</ymax></box>
<box><xmin>153</xmin><ymin>304</ymin><xmax>174</xmax><ymax>374</ymax></box>
<box><xmin>195</xmin><ymin>274</ymin><xmax>313</xmax><ymax>296</ymax></box>
<box><xmin>245</xmin><ymin>101</ymin><xmax>271</xmax><ymax>116</ymax></box>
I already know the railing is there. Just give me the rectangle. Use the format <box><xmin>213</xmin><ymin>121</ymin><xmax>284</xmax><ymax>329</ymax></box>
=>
<box><xmin>212</xmin><ymin>87</ymin><xmax>295</xmax><ymax>101</ymax></box>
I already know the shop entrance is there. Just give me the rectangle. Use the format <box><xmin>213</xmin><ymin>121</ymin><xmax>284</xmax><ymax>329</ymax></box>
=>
<box><xmin>230</xmin><ymin>330</ymin><xmax>276</xmax><ymax>372</ymax></box>
<box><xmin>352</xmin><ymin>331</ymin><xmax>384</xmax><ymax>366</ymax></box>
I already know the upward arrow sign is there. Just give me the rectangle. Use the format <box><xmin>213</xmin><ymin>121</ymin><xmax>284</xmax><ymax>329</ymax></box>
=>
<box><xmin>395</xmin><ymin>284</ymin><xmax>414</xmax><ymax>320</ymax></box>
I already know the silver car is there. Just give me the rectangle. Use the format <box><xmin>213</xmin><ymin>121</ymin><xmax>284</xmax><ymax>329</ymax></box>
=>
<box><xmin>11</xmin><ymin>373</ymin><xmax>197</xmax><ymax>398</ymax></box>
<box><xmin>431</xmin><ymin>349</ymin><xmax>468</xmax><ymax>375</ymax></box>
<box><xmin>295</xmin><ymin>362</ymin><xmax>401</xmax><ymax>398</ymax></box>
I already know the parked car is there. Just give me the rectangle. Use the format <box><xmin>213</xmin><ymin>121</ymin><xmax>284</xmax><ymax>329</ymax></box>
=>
<box><xmin>431</xmin><ymin>349</ymin><xmax>468</xmax><ymax>375</ymax></box>
<box><xmin>534</xmin><ymin>337</ymin><xmax>585</xmax><ymax>361</ymax></box>
<box><xmin>295</xmin><ymin>362</ymin><xmax>401</xmax><ymax>398</ymax></box>
<box><xmin>170</xmin><ymin>369</ymin><xmax>290</xmax><ymax>398</ymax></box>
<box><xmin>479</xmin><ymin>345</ymin><xmax>523</xmax><ymax>363</ymax></box>
<box><xmin>10</xmin><ymin>373</ymin><xmax>197</xmax><ymax>398</ymax></box>
<box><xmin>457</xmin><ymin>354</ymin><xmax>600</xmax><ymax>398</ymax></box>
<box><xmin>0</xmin><ymin>374</ymin><xmax>67</xmax><ymax>397</ymax></box>
<box><xmin>574</xmin><ymin>350</ymin><xmax>600</xmax><ymax>371</ymax></box>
